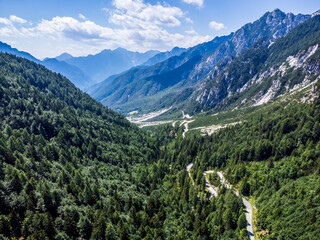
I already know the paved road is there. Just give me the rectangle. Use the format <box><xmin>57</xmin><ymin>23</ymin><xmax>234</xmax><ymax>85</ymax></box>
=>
<box><xmin>172</xmin><ymin>121</ymin><xmax>177</xmax><ymax>127</ymax></box>
<box><xmin>216</xmin><ymin>172</ymin><xmax>254</xmax><ymax>240</ymax></box>
<box><xmin>180</xmin><ymin>120</ymin><xmax>194</xmax><ymax>138</ymax></box>
<box><xmin>186</xmin><ymin>164</ymin><xmax>254</xmax><ymax>240</ymax></box>
<box><xmin>203</xmin><ymin>170</ymin><xmax>218</xmax><ymax>197</ymax></box>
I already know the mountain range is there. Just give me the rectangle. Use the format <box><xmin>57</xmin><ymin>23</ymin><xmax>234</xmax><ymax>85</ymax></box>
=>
<box><xmin>1</xmin><ymin>49</ymin><xmax>320</xmax><ymax>239</ymax></box>
<box><xmin>87</xmin><ymin>9</ymin><xmax>319</xmax><ymax>117</ymax></box>
<box><xmin>1</xmin><ymin>9</ymin><xmax>319</xmax><ymax>118</ymax></box>
<box><xmin>60</xmin><ymin>48</ymin><xmax>159</xmax><ymax>84</ymax></box>
<box><xmin>0</xmin><ymin>42</ymin><xmax>190</xmax><ymax>91</ymax></box>
<box><xmin>0</xmin><ymin>43</ymin><xmax>172</xmax><ymax>90</ymax></box>
<box><xmin>192</xmin><ymin>15</ymin><xmax>320</xmax><ymax>112</ymax></box>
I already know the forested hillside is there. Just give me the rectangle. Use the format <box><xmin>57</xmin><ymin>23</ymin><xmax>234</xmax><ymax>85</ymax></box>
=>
<box><xmin>0</xmin><ymin>53</ymin><xmax>248</xmax><ymax>239</ymax></box>
<box><xmin>0</xmin><ymin>53</ymin><xmax>155</xmax><ymax>239</ymax></box>
<box><xmin>168</xmin><ymin>80</ymin><xmax>320</xmax><ymax>238</ymax></box>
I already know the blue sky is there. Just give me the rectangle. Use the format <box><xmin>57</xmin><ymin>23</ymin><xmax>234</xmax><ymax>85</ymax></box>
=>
<box><xmin>0</xmin><ymin>0</ymin><xmax>319</xmax><ymax>59</ymax></box>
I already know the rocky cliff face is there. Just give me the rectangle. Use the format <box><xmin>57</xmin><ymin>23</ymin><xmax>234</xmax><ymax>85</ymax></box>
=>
<box><xmin>192</xmin><ymin>15</ymin><xmax>320</xmax><ymax>112</ymax></box>
<box><xmin>187</xmin><ymin>9</ymin><xmax>310</xmax><ymax>86</ymax></box>
<box><xmin>250</xmin><ymin>44</ymin><xmax>320</xmax><ymax>107</ymax></box>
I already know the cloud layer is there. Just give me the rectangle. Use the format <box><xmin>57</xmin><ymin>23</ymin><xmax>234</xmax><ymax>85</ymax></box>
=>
<box><xmin>0</xmin><ymin>0</ymin><xmax>213</xmax><ymax>57</ymax></box>
<box><xmin>0</xmin><ymin>15</ymin><xmax>27</xmax><ymax>25</ymax></box>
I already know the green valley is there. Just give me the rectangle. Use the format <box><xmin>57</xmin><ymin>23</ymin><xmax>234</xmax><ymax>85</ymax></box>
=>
<box><xmin>0</xmin><ymin>3</ymin><xmax>320</xmax><ymax>240</ymax></box>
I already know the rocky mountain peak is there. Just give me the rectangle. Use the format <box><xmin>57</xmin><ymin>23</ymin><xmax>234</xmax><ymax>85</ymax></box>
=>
<box><xmin>229</xmin><ymin>9</ymin><xmax>310</xmax><ymax>56</ymax></box>
<box><xmin>55</xmin><ymin>52</ymin><xmax>73</xmax><ymax>61</ymax></box>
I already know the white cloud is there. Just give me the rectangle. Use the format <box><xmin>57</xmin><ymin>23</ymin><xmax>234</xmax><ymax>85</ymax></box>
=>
<box><xmin>30</xmin><ymin>15</ymin><xmax>210</xmax><ymax>55</ymax></box>
<box><xmin>185</xmin><ymin>17</ymin><xmax>193</xmax><ymax>23</ymax></box>
<box><xmin>0</xmin><ymin>16</ymin><xmax>26</xmax><ymax>37</ymax></box>
<box><xmin>35</xmin><ymin>17</ymin><xmax>115</xmax><ymax>40</ymax></box>
<box><xmin>185</xmin><ymin>29</ymin><xmax>196</xmax><ymax>35</ymax></box>
<box><xmin>0</xmin><ymin>15</ymin><xmax>27</xmax><ymax>25</ymax></box>
<box><xmin>0</xmin><ymin>26</ymin><xmax>20</xmax><ymax>36</ymax></box>
<box><xmin>111</xmin><ymin>0</ymin><xmax>184</xmax><ymax>28</ymax></box>
<box><xmin>79</xmin><ymin>14</ymin><xmax>86</xmax><ymax>20</ymax></box>
<box><xmin>182</xmin><ymin>0</ymin><xmax>204</xmax><ymax>8</ymax></box>
<box><xmin>0</xmin><ymin>17</ymin><xmax>11</xmax><ymax>25</ymax></box>
<box><xmin>9</xmin><ymin>15</ymin><xmax>27</xmax><ymax>24</ymax></box>
<box><xmin>113</xmin><ymin>0</ymin><xmax>145</xmax><ymax>12</ymax></box>
<box><xmin>209</xmin><ymin>21</ymin><xmax>225</xmax><ymax>30</ymax></box>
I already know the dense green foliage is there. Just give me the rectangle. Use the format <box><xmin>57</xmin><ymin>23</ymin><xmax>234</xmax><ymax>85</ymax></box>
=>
<box><xmin>0</xmin><ymin>53</ymin><xmax>247</xmax><ymax>240</ymax></box>
<box><xmin>1</xmin><ymin>22</ymin><xmax>320</xmax><ymax>238</ymax></box>
<box><xmin>0</xmin><ymin>53</ymin><xmax>154</xmax><ymax>239</ymax></box>
<box><xmin>172</xmin><ymin>85</ymin><xmax>320</xmax><ymax>238</ymax></box>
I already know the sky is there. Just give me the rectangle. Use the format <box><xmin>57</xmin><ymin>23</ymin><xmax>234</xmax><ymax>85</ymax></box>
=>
<box><xmin>0</xmin><ymin>0</ymin><xmax>319</xmax><ymax>59</ymax></box>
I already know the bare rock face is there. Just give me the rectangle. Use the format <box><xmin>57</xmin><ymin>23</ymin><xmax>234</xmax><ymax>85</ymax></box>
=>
<box><xmin>193</xmin><ymin>14</ymin><xmax>320</xmax><ymax>112</ymax></box>
<box><xmin>189</xmin><ymin>9</ymin><xmax>310</xmax><ymax>85</ymax></box>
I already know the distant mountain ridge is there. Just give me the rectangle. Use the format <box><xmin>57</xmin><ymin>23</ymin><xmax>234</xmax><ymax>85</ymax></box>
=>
<box><xmin>0</xmin><ymin>42</ymin><xmax>161</xmax><ymax>90</ymax></box>
<box><xmin>55</xmin><ymin>52</ymin><xmax>73</xmax><ymax>61</ymax></box>
<box><xmin>63</xmin><ymin>48</ymin><xmax>160</xmax><ymax>84</ymax></box>
<box><xmin>0</xmin><ymin>41</ymin><xmax>92</xmax><ymax>90</ymax></box>
<box><xmin>87</xmin><ymin>35</ymin><xmax>232</xmax><ymax>105</ymax></box>
<box><xmin>142</xmin><ymin>47</ymin><xmax>187</xmax><ymax>66</ymax></box>
<box><xmin>88</xmin><ymin>9</ymin><xmax>311</xmax><ymax>115</ymax></box>
<box><xmin>0</xmin><ymin>41</ymin><xmax>40</xmax><ymax>63</ymax></box>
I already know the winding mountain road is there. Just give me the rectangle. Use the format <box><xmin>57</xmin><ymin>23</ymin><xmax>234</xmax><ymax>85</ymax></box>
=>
<box><xmin>187</xmin><ymin>163</ymin><xmax>254</xmax><ymax>240</ymax></box>
<box><xmin>180</xmin><ymin>120</ymin><xmax>194</xmax><ymax>138</ymax></box>
<box><xmin>216</xmin><ymin>172</ymin><xmax>254</xmax><ymax>240</ymax></box>
<box><xmin>203</xmin><ymin>170</ymin><xmax>218</xmax><ymax>197</ymax></box>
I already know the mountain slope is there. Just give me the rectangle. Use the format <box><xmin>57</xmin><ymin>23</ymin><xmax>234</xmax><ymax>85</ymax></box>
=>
<box><xmin>0</xmin><ymin>52</ymin><xmax>159</xmax><ymax>239</ymax></box>
<box><xmin>89</xmin><ymin>9</ymin><xmax>310</xmax><ymax>115</ymax></box>
<box><xmin>186</xmin><ymin>9</ymin><xmax>310</xmax><ymax>84</ymax></box>
<box><xmin>0</xmin><ymin>41</ymin><xmax>92</xmax><ymax>90</ymax></box>
<box><xmin>89</xmin><ymin>35</ymin><xmax>232</xmax><ymax>108</ymax></box>
<box><xmin>0</xmin><ymin>52</ymin><xmax>150</xmax><ymax>159</ymax></box>
<box><xmin>42</xmin><ymin>58</ymin><xmax>92</xmax><ymax>90</ymax></box>
<box><xmin>0</xmin><ymin>53</ymin><xmax>250</xmax><ymax>240</ymax></box>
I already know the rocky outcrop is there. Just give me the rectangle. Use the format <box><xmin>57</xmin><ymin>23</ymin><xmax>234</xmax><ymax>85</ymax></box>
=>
<box><xmin>188</xmin><ymin>9</ymin><xmax>310</xmax><ymax>86</ymax></box>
